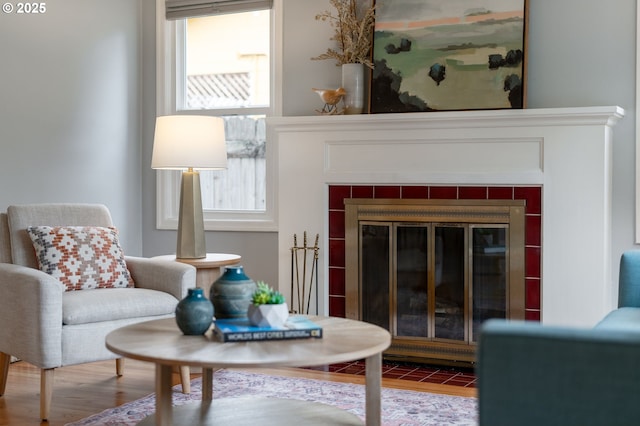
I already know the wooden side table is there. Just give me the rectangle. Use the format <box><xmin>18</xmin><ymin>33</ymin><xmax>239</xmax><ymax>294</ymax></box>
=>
<box><xmin>153</xmin><ymin>253</ymin><xmax>241</xmax><ymax>298</ymax></box>
<box><xmin>153</xmin><ymin>253</ymin><xmax>242</xmax><ymax>388</ymax></box>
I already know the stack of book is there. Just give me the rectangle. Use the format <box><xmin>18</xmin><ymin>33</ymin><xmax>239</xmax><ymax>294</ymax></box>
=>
<box><xmin>213</xmin><ymin>315</ymin><xmax>323</xmax><ymax>342</ymax></box>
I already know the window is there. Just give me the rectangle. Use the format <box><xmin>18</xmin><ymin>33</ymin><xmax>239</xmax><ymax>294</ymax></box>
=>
<box><xmin>156</xmin><ymin>0</ymin><xmax>280</xmax><ymax>232</ymax></box>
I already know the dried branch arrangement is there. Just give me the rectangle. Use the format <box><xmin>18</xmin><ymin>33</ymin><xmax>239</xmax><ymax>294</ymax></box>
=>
<box><xmin>312</xmin><ymin>0</ymin><xmax>376</xmax><ymax>69</ymax></box>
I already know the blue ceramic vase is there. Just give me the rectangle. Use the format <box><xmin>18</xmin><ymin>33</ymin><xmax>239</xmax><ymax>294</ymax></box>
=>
<box><xmin>175</xmin><ymin>288</ymin><xmax>214</xmax><ymax>335</ymax></box>
<box><xmin>210</xmin><ymin>265</ymin><xmax>256</xmax><ymax>319</ymax></box>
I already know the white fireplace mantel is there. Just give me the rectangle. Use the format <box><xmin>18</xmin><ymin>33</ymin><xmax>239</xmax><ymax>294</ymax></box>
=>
<box><xmin>269</xmin><ymin>106</ymin><xmax>624</xmax><ymax>327</ymax></box>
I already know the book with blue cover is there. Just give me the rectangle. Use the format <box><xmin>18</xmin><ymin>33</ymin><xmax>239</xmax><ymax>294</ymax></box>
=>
<box><xmin>213</xmin><ymin>315</ymin><xmax>323</xmax><ymax>342</ymax></box>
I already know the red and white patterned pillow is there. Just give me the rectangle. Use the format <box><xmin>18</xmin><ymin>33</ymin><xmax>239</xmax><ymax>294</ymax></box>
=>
<box><xmin>26</xmin><ymin>226</ymin><xmax>135</xmax><ymax>291</ymax></box>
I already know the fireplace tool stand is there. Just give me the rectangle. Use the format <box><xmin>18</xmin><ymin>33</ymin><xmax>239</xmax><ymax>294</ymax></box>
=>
<box><xmin>290</xmin><ymin>232</ymin><xmax>319</xmax><ymax>314</ymax></box>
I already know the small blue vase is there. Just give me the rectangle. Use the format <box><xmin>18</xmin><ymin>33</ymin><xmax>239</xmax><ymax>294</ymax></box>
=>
<box><xmin>210</xmin><ymin>265</ymin><xmax>256</xmax><ymax>319</ymax></box>
<box><xmin>175</xmin><ymin>288</ymin><xmax>214</xmax><ymax>335</ymax></box>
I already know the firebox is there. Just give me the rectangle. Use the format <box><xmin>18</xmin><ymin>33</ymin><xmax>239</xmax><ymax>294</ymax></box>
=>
<box><xmin>345</xmin><ymin>199</ymin><xmax>526</xmax><ymax>363</ymax></box>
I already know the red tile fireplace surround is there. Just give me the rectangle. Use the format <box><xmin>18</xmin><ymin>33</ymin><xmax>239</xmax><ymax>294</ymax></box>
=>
<box><xmin>327</xmin><ymin>184</ymin><xmax>542</xmax><ymax>322</ymax></box>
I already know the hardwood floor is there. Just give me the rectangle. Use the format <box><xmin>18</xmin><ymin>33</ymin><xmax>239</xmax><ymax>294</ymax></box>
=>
<box><xmin>0</xmin><ymin>359</ymin><xmax>476</xmax><ymax>425</ymax></box>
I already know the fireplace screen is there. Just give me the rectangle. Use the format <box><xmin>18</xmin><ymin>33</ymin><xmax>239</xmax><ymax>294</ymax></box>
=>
<box><xmin>346</xmin><ymin>199</ymin><xmax>524</xmax><ymax>363</ymax></box>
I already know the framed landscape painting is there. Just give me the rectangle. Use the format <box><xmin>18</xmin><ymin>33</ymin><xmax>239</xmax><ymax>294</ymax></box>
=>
<box><xmin>370</xmin><ymin>0</ymin><xmax>528</xmax><ymax>113</ymax></box>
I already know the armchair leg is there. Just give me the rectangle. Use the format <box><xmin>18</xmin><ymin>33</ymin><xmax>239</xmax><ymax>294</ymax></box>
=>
<box><xmin>40</xmin><ymin>368</ymin><xmax>54</xmax><ymax>421</ymax></box>
<box><xmin>0</xmin><ymin>352</ymin><xmax>10</xmax><ymax>395</ymax></box>
<box><xmin>179</xmin><ymin>366</ymin><xmax>191</xmax><ymax>394</ymax></box>
<box><xmin>116</xmin><ymin>358</ymin><xmax>124</xmax><ymax>376</ymax></box>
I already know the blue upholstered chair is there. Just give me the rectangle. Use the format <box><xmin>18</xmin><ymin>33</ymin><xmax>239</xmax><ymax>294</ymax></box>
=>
<box><xmin>0</xmin><ymin>204</ymin><xmax>196</xmax><ymax>421</ymax></box>
<box><xmin>618</xmin><ymin>250</ymin><xmax>640</xmax><ymax>307</ymax></box>
<box><xmin>477</xmin><ymin>250</ymin><xmax>640</xmax><ymax>426</ymax></box>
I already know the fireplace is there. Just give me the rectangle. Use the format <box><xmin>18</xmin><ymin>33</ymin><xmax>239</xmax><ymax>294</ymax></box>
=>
<box><xmin>270</xmin><ymin>106</ymin><xmax>623</xmax><ymax>330</ymax></box>
<box><xmin>343</xmin><ymin>198</ymin><xmax>526</xmax><ymax>363</ymax></box>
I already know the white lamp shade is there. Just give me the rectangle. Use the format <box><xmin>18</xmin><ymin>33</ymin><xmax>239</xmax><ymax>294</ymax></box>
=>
<box><xmin>152</xmin><ymin>115</ymin><xmax>228</xmax><ymax>170</ymax></box>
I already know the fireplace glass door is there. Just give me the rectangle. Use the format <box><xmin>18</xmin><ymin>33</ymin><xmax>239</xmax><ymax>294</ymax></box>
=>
<box><xmin>360</xmin><ymin>222</ymin><xmax>508</xmax><ymax>346</ymax></box>
<box><xmin>396</xmin><ymin>225</ymin><xmax>429</xmax><ymax>338</ymax></box>
<box><xmin>361</xmin><ymin>224</ymin><xmax>390</xmax><ymax>330</ymax></box>
<box><xmin>472</xmin><ymin>225</ymin><xmax>508</xmax><ymax>341</ymax></box>
<box><xmin>433</xmin><ymin>225</ymin><xmax>466</xmax><ymax>341</ymax></box>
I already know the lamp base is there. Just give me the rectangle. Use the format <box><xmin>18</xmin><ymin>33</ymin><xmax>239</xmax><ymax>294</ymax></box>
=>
<box><xmin>176</xmin><ymin>170</ymin><xmax>206</xmax><ymax>259</ymax></box>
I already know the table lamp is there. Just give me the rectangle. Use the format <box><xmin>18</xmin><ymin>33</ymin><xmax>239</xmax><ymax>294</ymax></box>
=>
<box><xmin>152</xmin><ymin>115</ymin><xmax>227</xmax><ymax>259</ymax></box>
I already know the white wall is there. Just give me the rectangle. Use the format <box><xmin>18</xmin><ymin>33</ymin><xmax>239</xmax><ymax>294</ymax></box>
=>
<box><xmin>0</xmin><ymin>0</ymin><xmax>143</xmax><ymax>253</ymax></box>
<box><xmin>525</xmin><ymin>0</ymin><xmax>637</xmax><ymax>281</ymax></box>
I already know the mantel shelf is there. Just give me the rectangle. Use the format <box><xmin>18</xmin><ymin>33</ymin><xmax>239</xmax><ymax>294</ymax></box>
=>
<box><xmin>269</xmin><ymin>106</ymin><xmax>625</xmax><ymax>131</ymax></box>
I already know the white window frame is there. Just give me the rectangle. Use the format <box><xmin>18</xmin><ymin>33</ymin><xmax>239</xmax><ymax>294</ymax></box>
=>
<box><xmin>155</xmin><ymin>0</ymin><xmax>282</xmax><ymax>232</ymax></box>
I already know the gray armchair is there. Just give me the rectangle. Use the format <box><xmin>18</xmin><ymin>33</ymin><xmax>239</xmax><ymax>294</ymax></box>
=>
<box><xmin>0</xmin><ymin>204</ymin><xmax>196</xmax><ymax>421</ymax></box>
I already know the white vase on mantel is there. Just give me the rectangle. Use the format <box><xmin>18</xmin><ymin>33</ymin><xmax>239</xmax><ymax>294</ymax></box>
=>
<box><xmin>341</xmin><ymin>63</ymin><xmax>365</xmax><ymax>114</ymax></box>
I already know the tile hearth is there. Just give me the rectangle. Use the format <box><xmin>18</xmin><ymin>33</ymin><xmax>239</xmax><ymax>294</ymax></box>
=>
<box><xmin>308</xmin><ymin>360</ymin><xmax>476</xmax><ymax>388</ymax></box>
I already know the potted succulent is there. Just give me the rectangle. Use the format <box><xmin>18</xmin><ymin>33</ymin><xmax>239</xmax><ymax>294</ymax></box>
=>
<box><xmin>247</xmin><ymin>281</ymin><xmax>289</xmax><ymax>328</ymax></box>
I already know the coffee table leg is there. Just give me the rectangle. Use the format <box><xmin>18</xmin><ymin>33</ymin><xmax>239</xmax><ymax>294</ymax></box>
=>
<box><xmin>365</xmin><ymin>352</ymin><xmax>382</xmax><ymax>426</ymax></box>
<box><xmin>202</xmin><ymin>367</ymin><xmax>214</xmax><ymax>401</ymax></box>
<box><xmin>155</xmin><ymin>364</ymin><xmax>173</xmax><ymax>426</ymax></box>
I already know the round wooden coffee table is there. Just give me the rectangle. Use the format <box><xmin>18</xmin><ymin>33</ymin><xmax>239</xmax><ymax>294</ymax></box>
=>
<box><xmin>106</xmin><ymin>316</ymin><xmax>391</xmax><ymax>426</ymax></box>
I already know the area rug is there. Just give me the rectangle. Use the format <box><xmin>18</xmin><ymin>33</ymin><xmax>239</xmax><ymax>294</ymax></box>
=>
<box><xmin>66</xmin><ymin>369</ymin><xmax>477</xmax><ymax>426</ymax></box>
